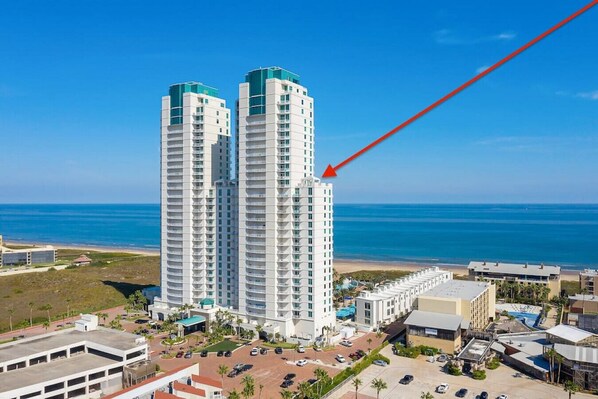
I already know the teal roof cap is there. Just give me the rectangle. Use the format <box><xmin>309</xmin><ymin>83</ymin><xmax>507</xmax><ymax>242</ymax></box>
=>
<box><xmin>245</xmin><ymin>66</ymin><xmax>300</xmax><ymax>84</ymax></box>
<box><xmin>175</xmin><ymin>315</ymin><xmax>206</xmax><ymax>327</ymax></box>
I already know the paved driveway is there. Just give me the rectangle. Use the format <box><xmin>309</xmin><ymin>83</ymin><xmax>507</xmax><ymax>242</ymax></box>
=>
<box><xmin>328</xmin><ymin>345</ymin><xmax>595</xmax><ymax>399</ymax></box>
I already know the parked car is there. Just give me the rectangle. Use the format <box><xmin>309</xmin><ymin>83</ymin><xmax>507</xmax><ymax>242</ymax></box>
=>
<box><xmin>135</xmin><ymin>319</ymin><xmax>147</xmax><ymax>324</ymax></box>
<box><xmin>480</xmin><ymin>392</ymin><xmax>488</xmax><ymax>399</ymax></box>
<box><xmin>296</xmin><ymin>359</ymin><xmax>307</xmax><ymax>366</ymax></box>
<box><xmin>373</xmin><ymin>359</ymin><xmax>387</xmax><ymax>367</ymax></box>
<box><xmin>313</xmin><ymin>345</ymin><xmax>322</xmax><ymax>352</ymax></box>
<box><xmin>275</xmin><ymin>347</ymin><xmax>283</xmax><ymax>354</ymax></box>
<box><xmin>280</xmin><ymin>379</ymin><xmax>294</xmax><ymax>388</ymax></box>
<box><xmin>225</xmin><ymin>351</ymin><xmax>232</xmax><ymax>357</ymax></box>
<box><xmin>340</xmin><ymin>340</ymin><xmax>353</xmax><ymax>347</ymax></box>
<box><xmin>250</xmin><ymin>347</ymin><xmax>259</xmax><ymax>356</ymax></box>
<box><xmin>497</xmin><ymin>395</ymin><xmax>508</xmax><ymax>399</ymax></box>
<box><xmin>184</xmin><ymin>351</ymin><xmax>192</xmax><ymax>359</ymax></box>
<box><xmin>399</xmin><ymin>375</ymin><xmax>414</xmax><ymax>385</ymax></box>
<box><xmin>260</xmin><ymin>347</ymin><xmax>268</xmax><ymax>355</ymax></box>
<box><xmin>216</xmin><ymin>350</ymin><xmax>224</xmax><ymax>357</ymax></box>
<box><xmin>242</xmin><ymin>364</ymin><xmax>253</xmax><ymax>371</ymax></box>
<box><xmin>176</xmin><ymin>351</ymin><xmax>184</xmax><ymax>358</ymax></box>
<box><xmin>427</xmin><ymin>356</ymin><xmax>435</xmax><ymax>363</ymax></box>
<box><xmin>307</xmin><ymin>379</ymin><xmax>317</xmax><ymax>385</ymax></box>
<box><xmin>456</xmin><ymin>388</ymin><xmax>468</xmax><ymax>397</ymax></box>
<box><xmin>200</xmin><ymin>350</ymin><xmax>208</xmax><ymax>357</ymax></box>
<box><xmin>356</xmin><ymin>349</ymin><xmax>366</xmax><ymax>357</ymax></box>
<box><xmin>437</xmin><ymin>354</ymin><xmax>448</xmax><ymax>362</ymax></box>
<box><xmin>227</xmin><ymin>369</ymin><xmax>239</xmax><ymax>378</ymax></box>
<box><xmin>284</xmin><ymin>373</ymin><xmax>296</xmax><ymax>381</ymax></box>
<box><xmin>233</xmin><ymin>363</ymin><xmax>245</xmax><ymax>371</ymax></box>
<box><xmin>297</xmin><ymin>345</ymin><xmax>305</xmax><ymax>353</ymax></box>
<box><xmin>436</xmin><ymin>383</ymin><xmax>449</xmax><ymax>394</ymax></box>
<box><xmin>335</xmin><ymin>354</ymin><xmax>346</xmax><ymax>363</ymax></box>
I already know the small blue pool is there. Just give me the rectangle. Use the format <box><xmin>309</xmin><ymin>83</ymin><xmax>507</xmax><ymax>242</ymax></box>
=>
<box><xmin>508</xmin><ymin>311</ymin><xmax>540</xmax><ymax>327</ymax></box>
<box><xmin>336</xmin><ymin>305</ymin><xmax>356</xmax><ymax>319</ymax></box>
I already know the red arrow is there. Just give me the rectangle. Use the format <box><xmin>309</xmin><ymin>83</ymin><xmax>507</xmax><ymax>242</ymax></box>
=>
<box><xmin>322</xmin><ymin>0</ymin><xmax>598</xmax><ymax>178</ymax></box>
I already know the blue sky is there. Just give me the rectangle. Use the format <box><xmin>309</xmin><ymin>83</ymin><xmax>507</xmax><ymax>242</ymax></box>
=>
<box><xmin>1</xmin><ymin>1</ymin><xmax>597</xmax><ymax>203</ymax></box>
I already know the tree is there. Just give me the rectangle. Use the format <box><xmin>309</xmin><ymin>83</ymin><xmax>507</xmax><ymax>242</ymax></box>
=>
<box><xmin>28</xmin><ymin>301</ymin><xmax>35</xmax><ymax>327</ymax></box>
<box><xmin>228</xmin><ymin>390</ymin><xmax>241</xmax><ymax>399</ymax></box>
<box><xmin>371</xmin><ymin>378</ymin><xmax>388</xmax><ymax>399</ymax></box>
<box><xmin>352</xmin><ymin>377</ymin><xmax>362</xmax><ymax>399</ymax></box>
<box><xmin>297</xmin><ymin>381</ymin><xmax>313</xmax><ymax>399</ymax></box>
<box><xmin>42</xmin><ymin>320</ymin><xmax>50</xmax><ymax>332</ymax></box>
<box><xmin>545</xmin><ymin>348</ymin><xmax>556</xmax><ymax>383</ymax></box>
<box><xmin>7</xmin><ymin>307</ymin><xmax>15</xmax><ymax>332</ymax></box>
<box><xmin>217</xmin><ymin>364</ymin><xmax>229</xmax><ymax>391</ymax></box>
<box><xmin>65</xmin><ymin>298</ymin><xmax>72</xmax><ymax>319</ymax></box>
<box><xmin>314</xmin><ymin>367</ymin><xmax>330</xmax><ymax>399</ymax></box>
<box><xmin>236</xmin><ymin>317</ymin><xmax>243</xmax><ymax>339</ymax></box>
<box><xmin>421</xmin><ymin>392</ymin><xmax>434</xmax><ymax>399</ymax></box>
<box><xmin>564</xmin><ymin>380</ymin><xmax>580</xmax><ymax>399</ymax></box>
<box><xmin>258</xmin><ymin>383</ymin><xmax>264</xmax><ymax>399</ymax></box>
<box><xmin>38</xmin><ymin>304</ymin><xmax>52</xmax><ymax>324</ymax></box>
<box><xmin>241</xmin><ymin>375</ymin><xmax>255</xmax><ymax>399</ymax></box>
<box><xmin>280</xmin><ymin>389</ymin><xmax>293</xmax><ymax>399</ymax></box>
<box><xmin>367</xmin><ymin>338</ymin><xmax>373</xmax><ymax>354</ymax></box>
<box><xmin>555</xmin><ymin>353</ymin><xmax>564</xmax><ymax>384</ymax></box>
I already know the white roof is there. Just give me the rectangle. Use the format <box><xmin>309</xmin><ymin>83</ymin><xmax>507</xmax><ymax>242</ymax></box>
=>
<box><xmin>569</xmin><ymin>294</ymin><xmax>598</xmax><ymax>302</ymax></box>
<box><xmin>419</xmin><ymin>280</ymin><xmax>490</xmax><ymax>301</ymax></box>
<box><xmin>468</xmin><ymin>261</ymin><xmax>560</xmax><ymax>277</ymax></box>
<box><xmin>545</xmin><ymin>324</ymin><xmax>595</xmax><ymax>343</ymax></box>
<box><xmin>554</xmin><ymin>343</ymin><xmax>598</xmax><ymax>364</ymax></box>
<box><xmin>405</xmin><ymin>310</ymin><xmax>464</xmax><ymax>331</ymax></box>
<box><xmin>357</xmin><ymin>267</ymin><xmax>451</xmax><ymax>301</ymax></box>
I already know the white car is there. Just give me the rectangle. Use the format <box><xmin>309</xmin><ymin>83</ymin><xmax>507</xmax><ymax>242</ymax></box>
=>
<box><xmin>297</xmin><ymin>345</ymin><xmax>305</xmax><ymax>353</ymax></box>
<box><xmin>296</xmin><ymin>359</ymin><xmax>307</xmax><ymax>366</ymax></box>
<box><xmin>335</xmin><ymin>354</ymin><xmax>346</xmax><ymax>363</ymax></box>
<box><xmin>497</xmin><ymin>396</ymin><xmax>508</xmax><ymax>399</ymax></box>
<box><xmin>436</xmin><ymin>383</ymin><xmax>449</xmax><ymax>394</ymax></box>
<box><xmin>340</xmin><ymin>340</ymin><xmax>353</xmax><ymax>347</ymax></box>
<box><xmin>250</xmin><ymin>347</ymin><xmax>259</xmax><ymax>356</ymax></box>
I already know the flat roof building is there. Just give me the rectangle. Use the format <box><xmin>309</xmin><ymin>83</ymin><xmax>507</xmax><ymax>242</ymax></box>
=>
<box><xmin>354</xmin><ymin>267</ymin><xmax>453</xmax><ymax>328</ymax></box>
<box><xmin>553</xmin><ymin>343</ymin><xmax>598</xmax><ymax>391</ymax></box>
<box><xmin>495</xmin><ymin>332</ymin><xmax>550</xmax><ymax>381</ymax></box>
<box><xmin>404</xmin><ymin>310</ymin><xmax>466</xmax><ymax>354</ymax></box>
<box><xmin>0</xmin><ymin>242</ymin><xmax>56</xmax><ymax>267</ymax></box>
<box><xmin>580</xmin><ymin>269</ymin><xmax>598</xmax><ymax>296</ymax></box>
<box><xmin>468</xmin><ymin>261</ymin><xmax>561</xmax><ymax>298</ymax></box>
<box><xmin>0</xmin><ymin>315</ymin><xmax>149</xmax><ymax>399</ymax></box>
<box><xmin>416</xmin><ymin>280</ymin><xmax>495</xmax><ymax>330</ymax></box>
<box><xmin>545</xmin><ymin>324</ymin><xmax>598</xmax><ymax>347</ymax></box>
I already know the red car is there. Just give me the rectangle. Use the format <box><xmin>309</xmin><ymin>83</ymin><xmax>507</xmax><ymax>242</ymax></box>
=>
<box><xmin>176</xmin><ymin>351</ymin><xmax>184</xmax><ymax>358</ymax></box>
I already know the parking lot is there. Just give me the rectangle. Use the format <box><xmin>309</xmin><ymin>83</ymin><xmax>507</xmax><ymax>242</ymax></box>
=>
<box><xmin>328</xmin><ymin>345</ymin><xmax>596</xmax><ymax>399</ymax></box>
<box><xmin>153</xmin><ymin>332</ymin><xmax>385</xmax><ymax>398</ymax></box>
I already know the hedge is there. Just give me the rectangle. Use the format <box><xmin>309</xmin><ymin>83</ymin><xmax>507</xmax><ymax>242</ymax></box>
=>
<box><xmin>472</xmin><ymin>370</ymin><xmax>487</xmax><ymax>380</ymax></box>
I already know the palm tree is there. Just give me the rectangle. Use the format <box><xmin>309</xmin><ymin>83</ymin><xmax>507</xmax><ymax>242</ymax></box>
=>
<box><xmin>255</xmin><ymin>324</ymin><xmax>263</xmax><ymax>340</ymax></box>
<box><xmin>241</xmin><ymin>374</ymin><xmax>255</xmax><ymax>399</ymax></box>
<box><xmin>228</xmin><ymin>390</ymin><xmax>241</xmax><ymax>399</ymax></box>
<box><xmin>297</xmin><ymin>381</ymin><xmax>312</xmax><ymax>398</ymax></box>
<box><xmin>564</xmin><ymin>380</ymin><xmax>580</xmax><ymax>399</ymax></box>
<box><xmin>555</xmin><ymin>353</ymin><xmax>564</xmax><ymax>384</ymax></box>
<box><xmin>217</xmin><ymin>364</ymin><xmax>229</xmax><ymax>391</ymax></box>
<box><xmin>7</xmin><ymin>307</ymin><xmax>15</xmax><ymax>331</ymax></box>
<box><xmin>371</xmin><ymin>378</ymin><xmax>388</xmax><ymax>399</ymax></box>
<box><xmin>352</xmin><ymin>377</ymin><xmax>362</xmax><ymax>399</ymax></box>
<box><xmin>314</xmin><ymin>367</ymin><xmax>329</xmax><ymax>398</ymax></box>
<box><xmin>258</xmin><ymin>384</ymin><xmax>264</xmax><ymax>399</ymax></box>
<box><xmin>420</xmin><ymin>392</ymin><xmax>434</xmax><ymax>399</ymax></box>
<box><xmin>236</xmin><ymin>317</ymin><xmax>243</xmax><ymax>339</ymax></box>
<box><xmin>38</xmin><ymin>304</ymin><xmax>52</xmax><ymax>324</ymax></box>
<box><xmin>42</xmin><ymin>320</ymin><xmax>50</xmax><ymax>332</ymax></box>
<box><xmin>545</xmin><ymin>348</ymin><xmax>556</xmax><ymax>383</ymax></box>
<box><xmin>280</xmin><ymin>389</ymin><xmax>293</xmax><ymax>399</ymax></box>
<box><xmin>28</xmin><ymin>301</ymin><xmax>35</xmax><ymax>327</ymax></box>
<box><xmin>367</xmin><ymin>338</ymin><xmax>373</xmax><ymax>354</ymax></box>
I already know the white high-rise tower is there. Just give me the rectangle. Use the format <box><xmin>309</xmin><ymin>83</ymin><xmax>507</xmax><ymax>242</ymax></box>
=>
<box><xmin>152</xmin><ymin>82</ymin><xmax>231</xmax><ymax>317</ymax></box>
<box><xmin>237</xmin><ymin>67</ymin><xmax>335</xmax><ymax>340</ymax></box>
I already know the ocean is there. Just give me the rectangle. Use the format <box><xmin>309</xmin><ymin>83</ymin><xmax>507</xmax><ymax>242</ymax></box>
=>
<box><xmin>1</xmin><ymin>204</ymin><xmax>597</xmax><ymax>269</ymax></box>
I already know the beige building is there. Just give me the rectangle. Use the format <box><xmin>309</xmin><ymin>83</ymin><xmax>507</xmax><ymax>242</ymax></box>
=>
<box><xmin>580</xmin><ymin>269</ymin><xmax>598</xmax><ymax>295</ymax></box>
<box><xmin>416</xmin><ymin>280</ymin><xmax>495</xmax><ymax>330</ymax></box>
<box><xmin>468</xmin><ymin>261</ymin><xmax>561</xmax><ymax>297</ymax></box>
<box><xmin>404</xmin><ymin>310</ymin><xmax>465</xmax><ymax>354</ymax></box>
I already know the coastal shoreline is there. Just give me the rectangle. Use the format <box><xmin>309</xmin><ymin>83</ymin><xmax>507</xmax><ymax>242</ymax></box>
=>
<box><xmin>6</xmin><ymin>240</ymin><xmax>583</xmax><ymax>281</ymax></box>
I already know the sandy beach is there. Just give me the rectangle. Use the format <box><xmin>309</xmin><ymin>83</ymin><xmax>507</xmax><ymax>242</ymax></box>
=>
<box><xmin>6</xmin><ymin>241</ymin><xmax>583</xmax><ymax>281</ymax></box>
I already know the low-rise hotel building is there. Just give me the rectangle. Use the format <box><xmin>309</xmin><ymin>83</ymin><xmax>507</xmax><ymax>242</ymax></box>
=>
<box><xmin>0</xmin><ymin>235</ymin><xmax>56</xmax><ymax>267</ymax></box>
<box><xmin>0</xmin><ymin>315</ymin><xmax>149</xmax><ymax>399</ymax></box>
<box><xmin>580</xmin><ymin>269</ymin><xmax>598</xmax><ymax>295</ymax></box>
<box><xmin>416</xmin><ymin>279</ymin><xmax>495</xmax><ymax>330</ymax></box>
<box><xmin>468</xmin><ymin>261</ymin><xmax>561</xmax><ymax>296</ymax></box>
<box><xmin>354</xmin><ymin>267</ymin><xmax>452</xmax><ymax>328</ymax></box>
<box><xmin>103</xmin><ymin>364</ymin><xmax>222</xmax><ymax>399</ymax></box>
<box><xmin>404</xmin><ymin>310</ymin><xmax>466</xmax><ymax>354</ymax></box>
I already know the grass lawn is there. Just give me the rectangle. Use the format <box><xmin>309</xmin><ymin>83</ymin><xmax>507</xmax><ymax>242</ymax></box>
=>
<box><xmin>341</xmin><ymin>269</ymin><xmax>410</xmax><ymax>284</ymax></box>
<box><xmin>203</xmin><ymin>338</ymin><xmax>242</xmax><ymax>352</ymax></box>
<box><xmin>561</xmin><ymin>280</ymin><xmax>581</xmax><ymax>296</ymax></box>
<box><xmin>0</xmin><ymin>251</ymin><xmax>159</xmax><ymax>333</ymax></box>
<box><xmin>261</xmin><ymin>340</ymin><xmax>296</xmax><ymax>349</ymax></box>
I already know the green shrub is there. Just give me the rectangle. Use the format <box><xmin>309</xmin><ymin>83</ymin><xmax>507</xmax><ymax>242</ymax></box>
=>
<box><xmin>447</xmin><ymin>364</ymin><xmax>462</xmax><ymax>376</ymax></box>
<box><xmin>418</xmin><ymin>345</ymin><xmax>440</xmax><ymax>356</ymax></box>
<box><xmin>486</xmin><ymin>357</ymin><xmax>500</xmax><ymax>370</ymax></box>
<box><xmin>472</xmin><ymin>370</ymin><xmax>486</xmax><ymax>380</ymax></box>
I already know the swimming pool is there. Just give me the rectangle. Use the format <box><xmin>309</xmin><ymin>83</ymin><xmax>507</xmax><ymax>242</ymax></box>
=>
<box><xmin>508</xmin><ymin>311</ymin><xmax>540</xmax><ymax>327</ymax></box>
